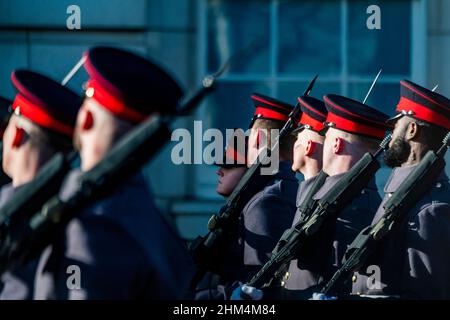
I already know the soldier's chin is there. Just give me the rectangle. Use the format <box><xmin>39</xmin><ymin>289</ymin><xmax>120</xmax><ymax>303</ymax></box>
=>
<box><xmin>383</xmin><ymin>141</ymin><xmax>410</xmax><ymax>168</ymax></box>
<box><xmin>384</xmin><ymin>153</ymin><xmax>402</xmax><ymax>168</ymax></box>
<box><xmin>216</xmin><ymin>185</ymin><xmax>230</xmax><ymax>198</ymax></box>
<box><xmin>384</xmin><ymin>145</ymin><xmax>409</xmax><ymax>168</ymax></box>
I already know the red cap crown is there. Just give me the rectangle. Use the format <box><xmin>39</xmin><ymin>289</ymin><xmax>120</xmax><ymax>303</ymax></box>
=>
<box><xmin>83</xmin><ymin>46</ymin><xmax>184</xmax><ymax>123</ymax></box>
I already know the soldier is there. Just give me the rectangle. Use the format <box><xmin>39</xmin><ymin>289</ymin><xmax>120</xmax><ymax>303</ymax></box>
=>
<box><xmin>0</xmin><ymin>96</ymin><xmax>11</xmax><ymax>138</ymax></box>
<box><xmin>280</xmin><ymin>96</ymin><xmax>327</xmax><ymax>295</ymax></box>
<box><xmin>352</xmin><ymin>80</ymin><xmax>450</xmax><ymax>299</ymax></box>
<box><xmin>229</xmin><ymin>94</ymin><xmax>299</xmax><ymax>294</ymax></box>
<box><xmin>34</xmin><ymin>46</ymin><xmax>194</xmax><ymax>299</ymax></box>
<box><xmin>286</xmin><ymin>95</ymin><xmax>390</xmax><ymax>296</ymax></box>
<box><xmin>215</xmin><ymin>129</ymin><xmax>247</xmax><ymax>198</ymax></box>
<box><xmin>194</xmin><ymin>130</ymin><xmax>247</xmax><ymax>299</ymax></box>
<box><xmin>241</xmin><ymin>93</ymin><xmax>299</xmax><ymax>278</ymax></box>
<box><xmin>0</xmin><ymin>70</ymin><xmax>81</xmax><ymax>299</ymax></box>
<box><xmin>196</xmin><ymin>94</ymin><xmax>299</xmax><ymax>300</ymax></box>
<box><xmin>233</xmin><ymin>94</ymin><xmax>390</xmax><ymax>300</ymax></box>
<box><xmin>0</xmin><ymin>96</ymin><xmax>13</xmax><ymax>187</ymax></box>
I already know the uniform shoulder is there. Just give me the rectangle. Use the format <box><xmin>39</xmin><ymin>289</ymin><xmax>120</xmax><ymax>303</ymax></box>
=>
<box><xmin>414</xmin><ymin>179</ymin><xmax>450</xmax><ymax>217</ymax></box>
<box><xmin>415</xmin><ymin>201</ymin><xmax>450</xmax><ymax>218</ymax></box>
<box><xmin>65</xmin><ymin>211</ymin><xmax>148</xmax><ymax>268</ymax></box>
<box><xmin>243</xmin><ymin>184</ymin><xmax>296</xmax><ymax>220</ymax></box>
<box><xmin>261</xmin><ymin>174</ymin><xmax>298</xmax><ymax>199</ymax></box>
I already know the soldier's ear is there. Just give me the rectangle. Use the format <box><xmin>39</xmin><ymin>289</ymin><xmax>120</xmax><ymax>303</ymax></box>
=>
<box><xmin>11</xmin><ymin>126</ymin><xmax>25</xmax><ymax>149</ymax></box>
<box><xmin>81</xmin><ymin>110</ymin><xmax>94</xmax><ymax>131</ymax></box>
<box><xmin>333</xmin><ymin>137</ymin><xmax>344</xmax><ymax>154</ymax></box>
<box><xmin>305</xmin><ymin>140</ymin><xmax>316</xmax><ymax>156</ymax></box>
<box><xmin>405</xmin><ymin>121</ymin><xmax>419</xmax><ymax>141</ymax></box>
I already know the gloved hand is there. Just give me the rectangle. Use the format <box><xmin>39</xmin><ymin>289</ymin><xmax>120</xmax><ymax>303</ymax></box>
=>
<box><xmin>310</xmin><ymin>293</ymin><xmax>337</xmax><ymax>300</ymax></box>
<box><xmin>230</xmin><ymin>283</ymin><xmax>263</xmax><ymax>300</ymax></box>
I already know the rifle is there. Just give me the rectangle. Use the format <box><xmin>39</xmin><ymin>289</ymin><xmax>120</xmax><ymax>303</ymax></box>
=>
<box><xmin>189</xmin><ymin>75</ymin><xmax>319</xmax><ymax>287</ymax></box>
<box><xmin>260</xmin><ymin>170</ymin><xmax>328</xmax><ymax>288</ymax></box>
<box><xmin>320</xmin><ymin>132</ymin><xmax>450</xmax><ymax>297</ymax></box>
<box><xmin>0</xmin><ymin>60</ymin><xmax>92</xmax><ymax>234</ymax></box>
<box><xmin>0</xmin><ymin>151</ymin><xmax>77</xmax><ymax>243</ymax></box>
<box><xmin>0</xmin><ymin>66</ymin><xmax>221</xmax><ymax>274</ymax></box>
<box><xmin>246</xmin><ymin>134</ymin><xmax>392</xmax><ymax>289</ymax></box>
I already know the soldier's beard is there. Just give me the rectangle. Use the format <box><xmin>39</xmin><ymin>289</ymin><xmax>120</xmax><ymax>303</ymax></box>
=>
<box><xmin>384</xmin><ymin>136</ymin><xmax>411</xmax><ymax>168</ymax></box>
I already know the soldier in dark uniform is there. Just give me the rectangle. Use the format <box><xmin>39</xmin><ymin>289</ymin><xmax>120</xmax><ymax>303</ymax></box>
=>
<box><xmin>0</xmin><ymin>70</ymin><xmax>81</xmax><ymax>299</ymax></box>
<box><xmin>352</xmin><ymin>80</ymin><xmax>450</xmax><ymax>299</ymax></box>
<box><xmin>240</xmin><ymin>94</ymin><xmax>299</xmax><ymax>281</ymax></box>
<box><xmin>0</xmin><ymin>96</ymin><xmax>11</xmax><ymax>138</ymax></box>
<box><xmin>282</xmin><ymin>96</ymin><xmax>327</xmax><ymax>293</ymax></box>
<box><xmin>0</xmin><ymin>96</ymin><xmax>13</xmax><ymax>187</ymax></box>
<box><xmin>195</xmin><ymin>94</ymin><xmax>299</xmax><ymax>300</ymax></box>
<box><xmin>194</xmin><ymin>130</ymin><xmax>247</xmax><ymax>299</ymax></box>
<box><xmin>33</xmin><ymin>46</ymin><xmax>194</xmax><ymax>299</ymax></box>
<box><xmin>233</xmin><ymin>94</ymin><xmax>390</xmax><ymax>300</ymax></box>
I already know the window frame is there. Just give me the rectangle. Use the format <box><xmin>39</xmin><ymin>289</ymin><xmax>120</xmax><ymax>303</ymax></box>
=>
<box><xmin>194</xmin><ymin>0</ymin><xmax>427</xmax><ymax>199</ymax></box>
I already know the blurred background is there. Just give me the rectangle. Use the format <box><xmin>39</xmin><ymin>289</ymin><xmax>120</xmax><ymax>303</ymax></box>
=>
<box><xmin>0</xmin><ymin>0</ymin><xmax>448</xmax><ymax>240</ymax></box>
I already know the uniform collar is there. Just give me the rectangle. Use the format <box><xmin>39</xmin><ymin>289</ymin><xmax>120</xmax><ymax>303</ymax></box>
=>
<box><xmin>59</xmin><ymin>168</ymin><xmax>83</xmax><ymax>201</ymax></box>
<box><xmin>296</xmin><ymin>174</ymin><xmax>320</xmax><ymax>206</ymax></box>
<box><xmin>384</xmin><ymin>164</ymin><xmax>449</xmax><ymax>193</ymax></box>
<box><xmin>0</xmin><ymin>182</ymin><xmax>17</xmax><ymax>198</ymax></box>
<box><xmin>0</xmin><ymin>182</ymin><xmax>24</xmax><ymax>207</ymax></box>
<box><xmin>1</xmin><ymin>182</ymin><xmax>14</xmax><ymax>191</ymax></box>
<box><xmin>313</xmin><ymin>171</ymin><xmax>377</xmax><ymax>200</ymax></box>
<box><xmin>3</xmin><ymin>181</ymin><xmax>27</xmax><ymax>193</ymax></box>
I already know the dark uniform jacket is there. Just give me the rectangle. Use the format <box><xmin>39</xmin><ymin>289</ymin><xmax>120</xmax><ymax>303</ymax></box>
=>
<box><xmin>0</xmin><ymin>183</ymin><xmax>38</xmax><ymax>300</ymax></box>
<box><xmin>352</xmin><ymin>165</ymin><xmax>450</xmax><ymax>299</ymax></box>
<box><xmin>34</xmin><ymin>169</ymin><xmax>194</xmax><ymax>300</ymax></box>
<box><xmin>280</xmin><ymin>172</ymin><xmax>381</xmax><ymax>297</ymax></box>
<box><xmin>195</xmin><ymin>161</ymin><xmax>298</xmax><ymax>299</ymax></box>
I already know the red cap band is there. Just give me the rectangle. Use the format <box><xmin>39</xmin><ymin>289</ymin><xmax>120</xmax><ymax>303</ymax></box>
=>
<box><xmin>325</xmin><ymin>112</ymin><xmax>386</xmax><ymax>139</ymax></box>
<box><xmin>397</xmin><ymin>96</ymin><xmax>450</xmax><ymax>130</ymax></box>
<box><xmin>85</xmin><ymin>79</ymin><xmax>147</xmax><ymax>123</ymax></box>
<box><xmin>298</xmin><ymin>112</ymin><xmax>325</xmax><ymax>132</ymax></box>
<box><xmin>12</xmin><ymin>94</ymin><xmax>74</xmax><ymax>136</ymax></box>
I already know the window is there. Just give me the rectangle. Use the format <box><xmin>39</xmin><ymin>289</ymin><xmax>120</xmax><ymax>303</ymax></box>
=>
<box><xmin>195</xmin><ymin>0</ymin><xmax>426</xmax><ymax>198</ymax></box>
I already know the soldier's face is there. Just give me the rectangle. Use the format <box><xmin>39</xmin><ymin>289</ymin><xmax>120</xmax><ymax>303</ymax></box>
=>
<box><xmin>2</xmin><ymin>115</ymin><xmax>18</xmax><ymax>177</ymax></box>
<box><xmin>384</xmin><ymin>117</ymin><xmax>411</xmax><ymax>168</ymax></box>
<box><xmin>292</xmin><ymin>129</ymin><xmax>311</xmax><ymax>172</ymax></box>
<box><xmin>215</xmin><ymin>166</ymin><xmax>246</xmax><ymax>197</ymax></box>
